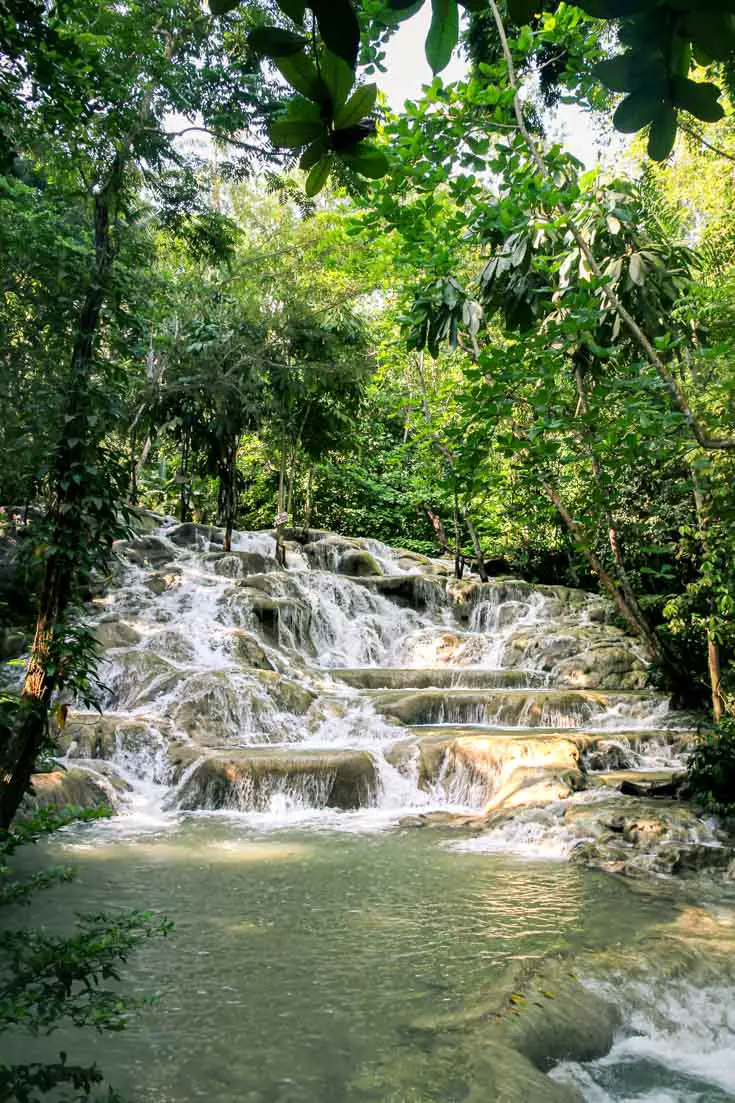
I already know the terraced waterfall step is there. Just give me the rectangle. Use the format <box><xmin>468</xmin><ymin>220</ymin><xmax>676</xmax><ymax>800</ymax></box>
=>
<box><xmin>363</xmin><ymin>687</ymin><xmax>670</xmax><ymax>727</ymax></box>
<box><xmin>323</xmin><ymin>667</ymin><xmax>546</xmax><ymax>690</ymax></box>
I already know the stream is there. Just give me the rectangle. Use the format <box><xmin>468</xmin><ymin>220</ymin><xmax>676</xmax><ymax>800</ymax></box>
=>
<box><xmin>5</xmin><ymin>521</ymin><xmax>735</xmax><ymax>1101</ymax></box>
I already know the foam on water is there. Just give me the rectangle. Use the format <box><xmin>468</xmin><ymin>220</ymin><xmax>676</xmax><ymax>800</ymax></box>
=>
<box><xmin>552</xmin><ymin>977</ymin><xmax>735</xmax><ymax>1102</ymax></box>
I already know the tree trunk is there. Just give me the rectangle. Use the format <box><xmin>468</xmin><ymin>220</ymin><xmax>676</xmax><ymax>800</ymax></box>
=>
<box><xmin>423</xmin><ymin>505</ymin><xmax>450</xmax><ymax>554</ymax></box>
<box><xmin>223</xmin><ymin>439</ymin><xmax>238</xmax><ymax>554</ymax></box>
<box><xmin>465</xmin><ymin>513</ymin><xmax>488</xmax><ymax>582</ymax></box>
<box><xmin>0</xmin><ymin>178</ymin><xmax>118</xmax><ymax>829</ymax></box>
<box><xmin>540</xmin><ymin>479</ymin><xmax>677</xmax><ymax>679</ymax></box>
<box><xmin>453</xmin><ymin>486</ymin><xmax>463</xmax><ymax>580</ymax></box>
<box><xmin>304</xmin><ymin>466</ymin><xmax>314</xmax><ymax>528</ymax></box>
<box><xmin>692</xmin><ymin>474</ymin><xmax>725</xmax><ymax>720</ymax></box>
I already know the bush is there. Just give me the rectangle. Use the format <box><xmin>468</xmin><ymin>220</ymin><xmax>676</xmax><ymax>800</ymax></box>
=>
<box><xmin>0</xmin><ymin>806</ymin><xmax>172</xmax><ymax>1101</ymax></box>
<box><xmin>686</xmin><ymin>718</ymin><xmax>735</xmax><ymax>816</ymax></box>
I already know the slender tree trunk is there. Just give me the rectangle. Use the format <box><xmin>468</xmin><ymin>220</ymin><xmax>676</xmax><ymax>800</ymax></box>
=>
<box><xmin>304</xmin><ymin>466</ymin><xmax>314</xmax><ymax>528</ymax></box>
<box><xmin>277</xmin><ymin>426</ymin><xmax>288</xmax><ymax>515</ymax></box>
<box><xmin>179</xmin><ymin>434</ymin><xmax>190</xmax><ymax>523</ymax></box>
<box><xmin>0</xmin><ymin>178</ymin><xmax>118</xmax><ymax>828</ymax></box>
<box><xmin>465</xmin><ymin>513</ymin><xmax>488</xmax><ymax>582</ymax></box>
<box><xmin>453</xmin><ymin>486</ymin><xmax>463</xmax><ymax>580</ymax></box>
<box><xmin>423</xmin><ymin>505</ymin><xmax>450</xmax><ymax>554</ymax></box>
<box><xmin>223</xmin><ymin>439</ymin><xmax>238</xmax><ymax>554</ymax></box>
<box><xmin>573</xmin><ymin>361</ymin><xmax>653</xmax><ymax>636</ymax></box>
<box><xmin>692</xmin><ymin>474</ymin><xmax>725</xmax><ymax>720</ymax></box>
<box><xmin>540</xmin><ymin>479</ymin><xmax>676</xmax><ymax>678</ymax></box>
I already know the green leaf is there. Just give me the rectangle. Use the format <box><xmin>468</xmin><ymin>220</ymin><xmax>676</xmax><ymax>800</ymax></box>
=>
<box><xmin>339</xmin><ymin>144</ymin><xmax>390</xmax><ymax>178</ymax></box>
<box><xmin>507</xmin><ymin>0</ymin><xmax>537</xmax><ymax>23</ymax></box>
<box><xmin>274</xmin><ymin>53</ymin><xmax>327</xmax><ymax>102</ymax></box>
<box><xmin>648</xmin><ymin>104</ymin><xmax>677</xmax><ymax>161</ymax></box>
<box><xmin>426</xmin><ymin>0</ymin><xmax>459</xmax><ymax>74</ymax></box>
<box><xmin>683</xmin><ymin>12</ymin><xmax>735</xmax><ymax>61</ymax></box>
<box><xmin>311</xmin><ymin>0</ymin><xmax>361</xmax><ymax>67</ymax></box>
<box><xmin>334</xmin><ymin>83</ymin><xmax>378</xmax><ymax>129</ymax></box>
<box><xmin>321</xmin><ymin>49</ymin><xmax>355</xmax><ymax>110</ymax></box>
<box><xmin>269</xmin><ymin>119</ymin><xmax>325</xmax><ymax>148</ymax></box>
<box><xmin>277</xmin><ymin>0</ymin><xmax>306</xmax><ymax>21</ymax></box>
<box><xmin>593</xmin><ymin>52</ymin><xmax>663</xmax><ymax>93</ymax></box>
<box><xmin>209</xmin><ymin>0</ymin><xmax>241</xmax><ymax>12</ymax></box>
<box><xmin>576</xmin><ymin>0</ymin><xmax>657</xmax><ymax>15</ymax></box>
<box><xmin>671</xmin><ymin>77</ymin><xmax>724</xmax><ymax>122</ymax></box>
<box><xmin>299</xmin><ymin>135</ymin><xmax>329</xmax><ymax>170</ymax></box>
<box><xmin>305</xmin><ymin>157</ymin><xmax>332</xmax><ymax>196</ymax></box>
<box><xmin>613</xmin><ymin>86</ymin><xmax>667</xmax><ymax>133</ymax></box>
<box><xmin>248</xmin><ymin>26</ymin><xmax>308</xmax><ymax>56</ymax></box>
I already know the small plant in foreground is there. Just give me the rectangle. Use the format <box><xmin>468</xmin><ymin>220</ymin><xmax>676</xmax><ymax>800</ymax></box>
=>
<box><xmin>686</xmin><ymin>718</ymin><xmax>735</xmax><ymax>817</ymax></box>
<box><xmin>0</xmin><ymin>806</ymin><xmax>172</xmax><ymax>1102</ymax></box>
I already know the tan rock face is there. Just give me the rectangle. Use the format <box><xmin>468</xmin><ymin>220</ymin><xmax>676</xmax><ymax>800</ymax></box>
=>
<box><xmin>174</xmin><ymin>748</ymin><xmax>378</xmax><ymax>811</ymax></box>
<box><xmin>22</xmin><ymin>767</ymin><xmax>113</xmax><ymax>813</ymax></box>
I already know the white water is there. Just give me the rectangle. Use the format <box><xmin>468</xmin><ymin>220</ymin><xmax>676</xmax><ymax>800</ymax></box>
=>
<box><xmin>67</xmin><ymin>521</ymin><xmax>692</xmax><ymax>828</ymax></box>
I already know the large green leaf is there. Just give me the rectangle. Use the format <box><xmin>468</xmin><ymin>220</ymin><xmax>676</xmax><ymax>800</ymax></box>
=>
<box><xmin>339</xmin><ymin>144</ymin><xmax>390</xmax><ymax>178</ymax></box>
<box><xmin>299</xmin><ymin>134</ymin><xmax>329</xmax><ymax>170</ymax></box>
<box><xmin>507</xmin><ymin>0</ymin><xmax>537</xmax><ymax>23</ymax></box>
<box><xmin>248</xmin><ymin>27</ymin><xmax>308</xmax><ymax>57</ymax></box>
<box><xmin>277</xmin><ymin>0</ymin><xmax>306</xmax><ymax>21</ymax></box>
<box><xmin>311</xmin><ymin>0</ymin><xmax>361</xmax><ymax>67</ymax></box>
<box><xmin>648</xmin><ymin>104</ymin><xmax>677</xmax><ymax>161</ymax></box>
<box><xmin>593</xmin><ymin>52</ymin><xmax>663</xmax><ymax>93</ymax></box>
<box><xmin>209</xmin><ymin>0</ymin><xmax>241</xmax><ymax>13</ymax></box>
<box><xmin>683</xmin><ymin>13</ymin><xmax>735</xmax><ymax>61</ymax></box>
<box><xmin>274</xmin><ymin>53</ymin><xmax>327</xmax><ymax>102</ymax></box>
<box><xmin>613</xmin><ymin>85</ymin><xmax>667</xmax><ymax>132</ymax></box>
<box><xmin>305</xmin><ymin>156</ymin><xmax>332</xmax><ymax>196</ymax></box>
<box><xmin>269</xmin><ymin>119</ymin><xmax>325</xmax><ymax>148</ymax></box>
<box><xmin>321</xmin><ymin>49</ymin><xmax>355</xmax><ymax>110</ymax></box>
<box><xmin>671</xmin><ymin>76</ymin><xmax>724</xmax><ymax>122</ymax></box>
<box><xmin>334</xmin><ymin>83</ymin><xmax>378</xmax><ymax>129</ymax></box>
<box><xmin>576</xmin><ymin>0</ymin><xmax>657</xmax><ymax>15</ymax></box>
<box><xmin>426</xmin><ymin>0</ymin><xmax>459</xmax><ymax>74</ymax></box>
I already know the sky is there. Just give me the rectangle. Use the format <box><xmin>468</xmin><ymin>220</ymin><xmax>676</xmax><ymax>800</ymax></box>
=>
<box><xmin>375</xmin><ymin>8</ymin><xmax>615</xmax><ymax>169</ymax></box>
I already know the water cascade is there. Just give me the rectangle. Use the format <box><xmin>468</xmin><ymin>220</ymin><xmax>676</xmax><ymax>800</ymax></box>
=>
<box><xmin>54</xmin><ymin>519</ymin><xmax>692</xmax><ymax>825</ymax></box>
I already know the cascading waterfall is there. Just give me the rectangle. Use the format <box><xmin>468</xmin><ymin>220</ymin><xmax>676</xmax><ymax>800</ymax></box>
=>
<box><xmin>57</xmin><ymin>519</ymin><xmax>694</xmax><ymax>824</ymax></box>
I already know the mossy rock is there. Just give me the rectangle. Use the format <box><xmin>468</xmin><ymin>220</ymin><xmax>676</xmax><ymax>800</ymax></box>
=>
<box><xmin>208</xmin><ymin>551</ymin><xmax>280</xmax><ymax>578</ymax></box>
<box><xmin>340</xmin><ymin>549</ymin><xmax>384</xmax><ymax>577</ymax></box>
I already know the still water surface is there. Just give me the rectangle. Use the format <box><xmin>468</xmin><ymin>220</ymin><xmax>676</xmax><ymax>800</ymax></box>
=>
<box><xmin>6</xmin><ymin>817</ymin><xmax>734</xmax><ymax>1102</ymax></box>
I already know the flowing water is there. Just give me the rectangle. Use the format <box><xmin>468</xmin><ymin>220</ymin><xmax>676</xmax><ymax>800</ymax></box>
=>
<box><xmin>6</xmin><ymin>521</ymin><xmax>735</xmax><ymax>1101</ymax></box>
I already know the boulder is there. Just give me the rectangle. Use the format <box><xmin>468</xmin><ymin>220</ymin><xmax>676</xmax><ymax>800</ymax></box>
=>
<box><xmin>114</xmin><ymin>535</ymin><xmax>174</xmax><ymax>569</ymax></box>
<box><xmin>21</xmin><ymin>766</ymin><xmax>113</xmax><ymax>813</ymax></box>
<box><xmin>144</xmin><ymin>566</ymin><xmax>182</xmax><ymax>595</ymax></box>
<box><xmin>94</xmin><ymin>618</ymin><xmax>141</xmax><ymax>650</ymax></box>
<box><xmin>174</xmin><ymin>748</ymin><xmax>378</xmax><ymax>811</ymax></box>
<box><xmin>166</xmin><ymin>522</ymin><xmax>224</xmax><ymax>549</ymax></box>
<box><xmin>340</xmin><ymin>549</ymin><xmax>384</xmax><ymax>577</ymax></box>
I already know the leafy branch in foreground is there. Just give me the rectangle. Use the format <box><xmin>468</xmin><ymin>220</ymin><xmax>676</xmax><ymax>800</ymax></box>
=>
<box><xmin>0</xmin><ymin>807</ymin><xmax>172</xmax><ymax>1102</ymax></box>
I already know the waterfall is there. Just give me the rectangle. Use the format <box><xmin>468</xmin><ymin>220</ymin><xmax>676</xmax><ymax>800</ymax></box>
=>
<box><xmin>55</xmin><ymin>518</ymin><xmax>693</xmax><ymax>824</ymax></box>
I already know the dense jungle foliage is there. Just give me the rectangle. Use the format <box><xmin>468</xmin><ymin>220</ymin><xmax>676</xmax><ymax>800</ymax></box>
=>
<box><xmin>1</xmin><ymin>0</ymin><xmax>735</xmax><ymax>1089</ymax></box>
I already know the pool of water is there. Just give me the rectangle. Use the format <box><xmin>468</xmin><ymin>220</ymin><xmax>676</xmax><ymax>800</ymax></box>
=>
<box><xmin>4</xmin><ymin>816</ymin><xmax>734</xmax><ymax>1102</ymax></box>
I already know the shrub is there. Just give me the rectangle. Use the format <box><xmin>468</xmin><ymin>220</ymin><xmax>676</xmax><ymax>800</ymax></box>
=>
<box><xmin>686</xmin><ymin>717</ymin><xmax>735</xmax><ymax>816</ymax></box>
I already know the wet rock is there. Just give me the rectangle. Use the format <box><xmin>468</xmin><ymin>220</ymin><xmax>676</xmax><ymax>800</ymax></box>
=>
<box><xmin>21</xmin><ymin>767</ymin><xmax>113</xmax><ymax>813</ymax></box>
<box><xmin>226</xmin><ymin>629</ymin><xmax>274</xmax><ymax>670</ymax></box>
<box><xmin>114</xmin><ymin>535</ymin><xmax>175</xmax><ymax>568</ymax></box>
<box><xmin>101</xmin><ymin>649</ymin><xmax>180</xmax><ymax>709</ymax></box>
<box><xmin>340</xmin><ymin>549</ymin><xmax>384</xmax><ymax>577</ymax></box>
<box><xmin>174</xmin><ymin>748</ymin><xmax>377</xmax><ymax>811</ymax></box>
<box><xmin>144</xmin><ymin>566</ymin><xmax>182</xmax><ymax>595</ymax></box>
<box><xmin>129</xmin><ymin>508</ymin><xmax>165</xmax><ymax>534</ymax></box>
<box><xmin>58</xmin><ymin>713</ymin><xmax>171</xmax><ymax>761</ymax></box>
<box><xmin>210</xmin><ymin>551</ymin><xmax>280</xmax><ymax>578</ymax></box>
<box><xmin>0</xmin><ymin>627</ymin><xmax>28</xmax><ymax>661</ymax></box>
<box><xmin>168</xmin><ymin>669</ymin><xmax>314</xmax><ymax>744</ymax></box>
<box><xmin>167</xmin><ymin>522</ymin><xmax>224</xmax><ymax>549</ymax></box>
<box><xmin>94</xmin><ymin>618</ymin><xmax>141</xmax><ymax>650</ymax></box>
